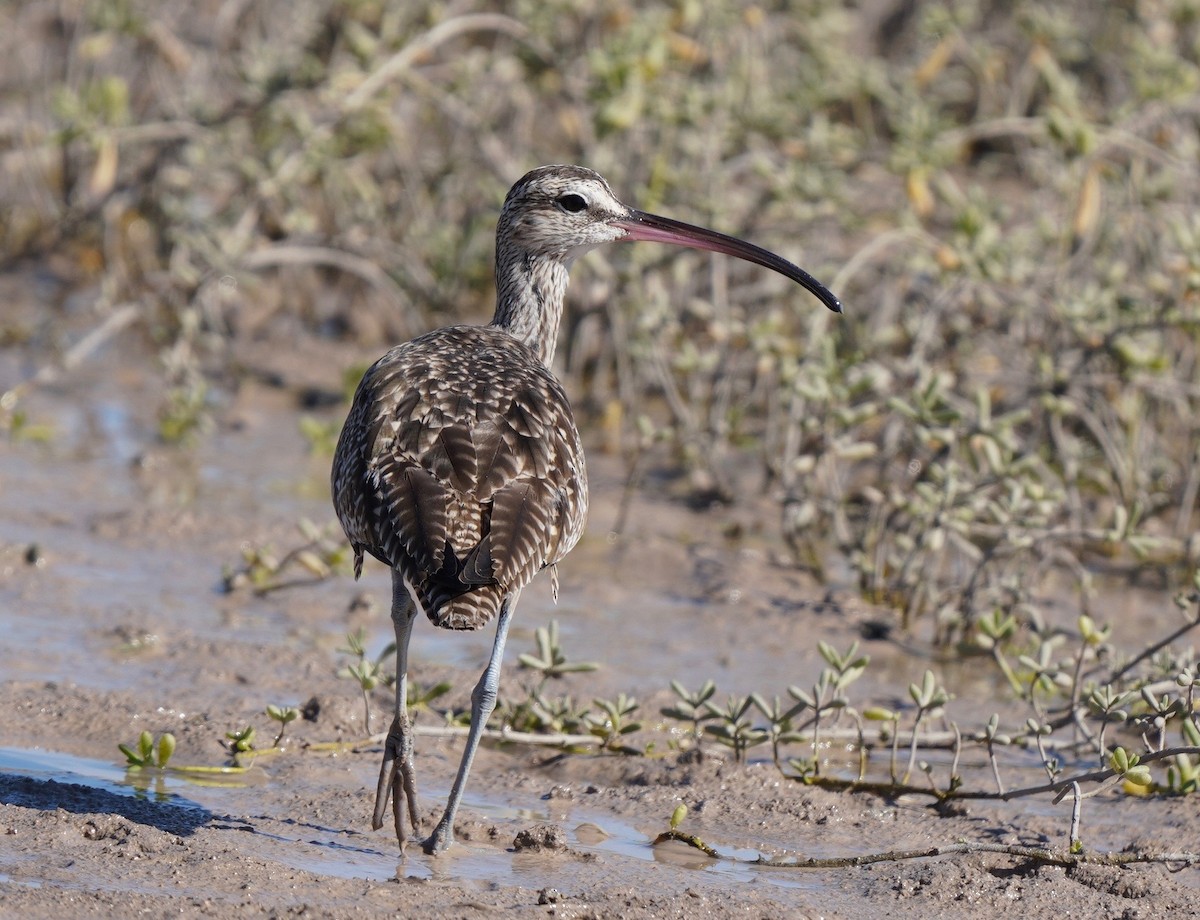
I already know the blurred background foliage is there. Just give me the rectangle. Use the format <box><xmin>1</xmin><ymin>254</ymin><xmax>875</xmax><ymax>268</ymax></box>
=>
<box><xmin>3</xmin><ymin>0</ymin><xmax>1200</xmax><ymax>644</ymax></box>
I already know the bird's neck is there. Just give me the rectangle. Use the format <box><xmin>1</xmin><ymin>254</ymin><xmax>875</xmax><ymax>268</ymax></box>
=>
<box><xmin>490</xmin><ymin>251</ymin><xmax>570</xmax><ymax>367</ymax></box>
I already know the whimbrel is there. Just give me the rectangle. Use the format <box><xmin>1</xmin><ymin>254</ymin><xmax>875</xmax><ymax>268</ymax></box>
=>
<box><xmin>331</xmin><ymin>165</ymin><xmax>841</xmax><ymax>855</ymax></box>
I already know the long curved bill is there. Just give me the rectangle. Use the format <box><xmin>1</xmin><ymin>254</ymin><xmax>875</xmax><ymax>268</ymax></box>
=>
<box><xmin>615</xmin><ymin>209</ymin><xmax>842</xmax><ymax>314</ymax></box>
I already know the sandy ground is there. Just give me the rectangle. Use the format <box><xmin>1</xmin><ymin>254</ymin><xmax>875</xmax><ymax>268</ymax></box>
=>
<box><xmin>2</xmin><ymin>298</ymin><xmax>1199</xmax><ymax>918</ymax></box>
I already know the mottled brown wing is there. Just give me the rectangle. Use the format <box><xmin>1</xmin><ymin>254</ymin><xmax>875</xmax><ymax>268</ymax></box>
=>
<box><xmin>331</xmin><ymin>326</ymin><xmax>588</xmax><ymax>630</ymax></box>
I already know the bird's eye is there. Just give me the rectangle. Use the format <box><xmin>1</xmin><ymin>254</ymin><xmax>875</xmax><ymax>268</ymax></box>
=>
<box><xmin>556</xmin><ymin>193</ymin><xmax>588</xmax><ymax>213</ymax></box>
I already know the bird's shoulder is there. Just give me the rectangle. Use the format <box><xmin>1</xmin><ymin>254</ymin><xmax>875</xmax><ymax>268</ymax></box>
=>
<box><xmin>365</xmin><ymin>325</ymin><xmax>568</xmax><ymax>417</ymax></box>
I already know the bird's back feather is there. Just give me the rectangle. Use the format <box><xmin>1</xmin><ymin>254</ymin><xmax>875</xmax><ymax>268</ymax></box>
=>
<box><xmin>331</xmin><ymin>325</ymin><xmax>588</xmax><ymax>630</ymax></box>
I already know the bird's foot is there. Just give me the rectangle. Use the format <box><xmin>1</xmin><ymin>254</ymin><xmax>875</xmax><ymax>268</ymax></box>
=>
<box><xmin>422</xmin><ymin>815</ymin><xmax>455</xmax><ymax>855</ymax></box>
<box><xmin>372</xmin><ymin>712</ymin><xmax>420</xmax><ymax>852</ymax></box>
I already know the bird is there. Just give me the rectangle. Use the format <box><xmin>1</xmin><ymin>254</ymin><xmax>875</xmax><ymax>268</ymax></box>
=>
<box><xmin>331</xmin><ymin>164</ymin><xmax>841</xmax><ymax>856</ymax></box>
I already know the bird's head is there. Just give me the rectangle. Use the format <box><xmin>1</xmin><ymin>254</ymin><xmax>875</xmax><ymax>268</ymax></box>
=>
<box><xmin>497</xmin><ymin>165</ymin><xmax>631</xmax><ymax>262</ymax></box>
<box><xmin>497</xmin><ymin>164</ymin><xmax>842</xmax><ymax>314</ymax></box>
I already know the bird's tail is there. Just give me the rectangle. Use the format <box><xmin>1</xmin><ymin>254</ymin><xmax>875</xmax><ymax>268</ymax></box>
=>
<box><xmin>421</xmin><ymin>583</ymin><xmax>505</xmax><ymax>631</ymax></box>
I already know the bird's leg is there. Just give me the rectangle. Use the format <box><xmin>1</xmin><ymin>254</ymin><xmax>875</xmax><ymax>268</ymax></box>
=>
<box><xmin>372</xmin><ymin>569</ymin><xmax>420</xmax><ymax>852</ymax></box>
<box><xmin>423</xmin><ymin>589</ymin><xmax>519</xmax><ymax>855</ymax></box>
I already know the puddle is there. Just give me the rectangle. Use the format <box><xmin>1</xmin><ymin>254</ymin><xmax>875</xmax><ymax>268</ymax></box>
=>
<box><xmin>0</xmin><ymin>745</ymin><xmax>830</xmax><ymax>892</ymax></box>
<box><xmin>0</xmin><ymin>747</ymin><xmax>137</xmax><ymax>797</ymax></box>
<box><xmin>0</xmin><ymin>746</ymin><xmax>259</xmax><ymax>805</ymax></box>
<box><xmin>238</xmin><ymin>787</ymin><xmax>827</xmax><ymax>892</ymax></box>
<box><xmin>580</xmin><ymin>812</ymin><xmax>821</xmax><ymax>891</ymax></box>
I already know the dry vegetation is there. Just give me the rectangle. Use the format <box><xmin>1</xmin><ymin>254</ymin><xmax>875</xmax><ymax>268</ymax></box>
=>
<box><xmin>4</xmin><ymin>0</ymin><xmax>1200</xmax><ymax>867</ymax></box>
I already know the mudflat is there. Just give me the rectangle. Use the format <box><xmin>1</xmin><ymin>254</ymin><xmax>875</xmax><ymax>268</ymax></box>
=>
<box><xmin>1</xmin><ymin>306</ymin><xmax>1197</xmax><ymax>918</ymax></box>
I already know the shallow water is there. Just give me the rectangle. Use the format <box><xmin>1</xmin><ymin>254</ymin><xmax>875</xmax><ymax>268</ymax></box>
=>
<box><xmin>0</xmin><ymin>743</ymin><xmax>818</xmax><ymax>894</ymax></box>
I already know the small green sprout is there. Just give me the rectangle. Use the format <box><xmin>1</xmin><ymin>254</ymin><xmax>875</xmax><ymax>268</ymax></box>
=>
<box><xmin>408</xmin><ymin>680</ymin><xmax>453</xmax><ymax>715</ymax></box>
<box><xmin>1110</xmin><ymin>747</ymin><xmax>1152</xmax><ymax>788</ymax></box>
<box><xmin>1182</xmin><ymin>711</ymin><xmax>1200</xmax><ymax>748</ymax></box>
<box><xmin>863</xmin><ymin>706</ymin><xmax>898</xmax><ymax>722</ymax></box>
<box><xmin>224</xmin><ymin>725</ymin><xmax>256</xmax><ymax>758</ymax></box>
<box><xmin>670</xmin><ymin>803</ymin><xmax>687</xmax><ymax>830</ymax></box>
<box><xmin>1166</xmin><ymin>752</ymin><xmax>1199</xmax><ymax>794</ymax></box>
<box><xmin>511</xmin><ymin>688</ymin><xmax>588</xmax><ymax>735</ymax></box>
<box><xmin>266</xmin><ymin>704</ymin><xmax>300</xmax><ymax>748</ymax></box>
<box><xmin>517</xmin><ymin>621</ymin><xmax>599</xmax><ymax>680</ymax></box>
<box><xmin>346</xmin><ymin>659</ymin><xmax>382</xmax><ymax>692</ymax></box>
<box><xmin>901</xmin><ymin>670</ymin><xmax>951</xmax><ymax>783</ymax></box>
<box><xmin>585</xmin><ymin>694</ymin><xmax>642</xmax><ymax>751</ymax></box>
<box><xmin>976</xmin><ymin>610</ymin><xmax>1017</xmax><ymax>648</ymax></box>
<box><xmin>662</xmin><ymin>679</ymin><xmax>717</xmax><ymax>743</ymax></box>
<box><xmin>818</xmin><ymin>640</ymin><xmax>869</xmax><ymax>687</ymax></box>
<box><xmin>909</xmin><ymin>669</ymin><xmax>950</xmax><ymax>711</ymax></box>
<box><xmin>337</xmin><ymin>628</ymin><xmax>397</xmax><ymax>734</ymax></box>
<box><xmin>703</xmin><ymin>694</ymin><xmax>769</xmax><ymax>763</ymax></box>
<box><xmin>652</xmin><ymin>802</ymin><xmax>718</xmax><ymax>858</ymax></box>
<box><xmin>751</xmin><ymin>694</ymin><xmax>809</xmax><ymax>768</ymax></box>
<box><xmin>119</xmin><ymin>731</ymin><xmax>176</xmax><ymax>770</ymax></box>
<box><xmin>1078</xmin><ymin>614</ymin><xmax>1111</xmax><ymax>648</ymax></box>
<box><xmin>223</xmin><ymin>519</ymin><xmax>350</xmax><ymax>594</ymax></box>
<box><xmin>346</xmin><ymin>660</ymin><xmax>382</xmax><ymax>733</ymax></box>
